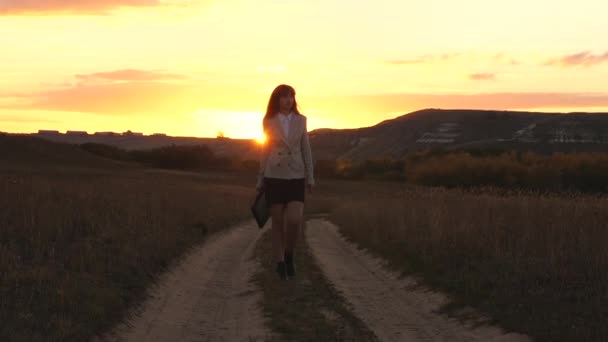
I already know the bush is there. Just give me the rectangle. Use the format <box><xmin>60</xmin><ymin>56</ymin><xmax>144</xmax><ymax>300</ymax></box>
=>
<box><xmin>406</xmin><ymin>151</ymin><xmax>608</xmax><ymax>194</ymax></box>
<box><xmin>82</xmin><ymin>143</ymin><xmax>238</xmax><ymax>172</ymax></box>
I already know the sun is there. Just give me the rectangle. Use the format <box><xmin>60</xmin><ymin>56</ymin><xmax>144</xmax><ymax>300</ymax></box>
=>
<box><xmin>255</xmin><ymin>133</ymin><xmax>266</xmax><ymax>145</ymax></box>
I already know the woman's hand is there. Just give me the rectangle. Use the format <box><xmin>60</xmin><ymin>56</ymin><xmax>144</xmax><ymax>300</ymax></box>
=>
<box><xmin>307</xmin><ymin>183</ymin><xmax>314</xmax><ymax>194</ymax></box>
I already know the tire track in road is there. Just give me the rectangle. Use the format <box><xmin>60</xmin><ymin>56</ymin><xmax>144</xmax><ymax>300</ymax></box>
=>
<box><xmin>306</xmin><ymin>219</ymin><xmax>532</xmax><ymax>342</ymax></box>
<box><xmin>98</xmin><ymin>221</ymin><xmax>269</xmax><ymax>342</ymax></box>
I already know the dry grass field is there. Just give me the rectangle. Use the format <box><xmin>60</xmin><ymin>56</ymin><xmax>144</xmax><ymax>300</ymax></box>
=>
<box><xmin>2</xmin><ymin>152</ymin><xmax>606</xmax><ymax>342</ymax></box>
<box><xmin>320</xmin><ymin>182</ymin><xmax>608</xmax><ymax>342</ymax></box>
<box><xmin>0</xmin><ymin>166</ymin><xmax>255</xmax><ymax>342</ymax></box>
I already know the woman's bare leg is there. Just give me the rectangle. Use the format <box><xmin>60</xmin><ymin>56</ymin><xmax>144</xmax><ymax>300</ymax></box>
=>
<box><xmin>284</xmin><ymin>201</ymin><xmax>304</xmax><ymax>253</ymax></box>
<box><xmin>270</xmin><ymin>204</ymin><xmax>286</xmax><ymax>262</ymax></box>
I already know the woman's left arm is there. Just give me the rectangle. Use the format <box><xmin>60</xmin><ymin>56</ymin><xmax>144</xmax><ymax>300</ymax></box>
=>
<box><xmin>301</xmin><ymin>117</ymin><xmax>315</xmax><ymax>187</ymax></box>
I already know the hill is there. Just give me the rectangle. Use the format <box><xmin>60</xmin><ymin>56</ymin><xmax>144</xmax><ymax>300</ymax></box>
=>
<box><xmin>309</xmin><ymin>109</ymin><xmax>608</xmax><ymax>161</ymax></box>
<box><xmin>30</xmin><ymin>132</ymin><xmax>261</xmax><ymax>161</ymax></box>
<box><xmin>22</xmin><ymin>109</ymin><xmax>608</xmax><ymax>163</ymax></box>
<box><xmin>0</xmin><ymin>133</ymin><xmax>134</xmax><ymax>169</ymax></box>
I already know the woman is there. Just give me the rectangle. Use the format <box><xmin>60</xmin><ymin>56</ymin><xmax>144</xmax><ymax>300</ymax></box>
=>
<box><xmin>256</xmin><ymin>84</ymin><xmax>315</xmax><ymax>280</ymax></box>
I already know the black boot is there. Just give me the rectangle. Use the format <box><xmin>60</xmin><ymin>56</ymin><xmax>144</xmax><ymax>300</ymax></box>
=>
<box><xmin>285</xmin><ymin>252</ymin><xmax>296</xmax><ymax>278</ymax></box>
<box><xmin>276</xmin><ymin>261</ymin><xmax>287</xmax><ymax>280</ymax></box>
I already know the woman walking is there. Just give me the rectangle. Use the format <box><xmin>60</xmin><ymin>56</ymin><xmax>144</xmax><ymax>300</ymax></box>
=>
<box><xmin>256</xmin><ymin>84</ymin><xmax>315</xmax><ymax>280</ymax></box>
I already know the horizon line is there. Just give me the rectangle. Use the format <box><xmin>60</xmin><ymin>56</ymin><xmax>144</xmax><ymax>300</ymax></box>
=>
<box><xmin>3</xmin><ymin>107</ymin><xmax>608</xmax><ymax>139</ymax></box>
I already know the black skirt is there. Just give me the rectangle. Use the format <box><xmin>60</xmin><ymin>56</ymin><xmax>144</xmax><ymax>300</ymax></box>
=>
<box><xmin>263</xmin><ymin>177</ymin><xmax>305</xmax><ymax>205</ymax></box>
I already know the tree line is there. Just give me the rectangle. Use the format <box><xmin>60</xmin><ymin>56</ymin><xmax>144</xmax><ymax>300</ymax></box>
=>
<box><xmin>317</xmin><ymin>150</ymin><xmax>608</xmax><ymax>194</ymax></box>
<box><xmin>81</xmin><ymin>143</ymin><xmax>608</xmax><ymax>193</ymax></box>
<box><xmin>80</xmin><ymin>143</ymin><xmax>242</xmax><ymax>171</ymax></box>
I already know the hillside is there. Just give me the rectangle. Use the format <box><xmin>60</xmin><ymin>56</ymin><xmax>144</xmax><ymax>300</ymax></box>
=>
<box><xmin>309</xmin><ymin>109</ymin><xmax>608</xmax><ymax>161</ymax></box>
<box><xmin>31</xmin><ymin>132</ymin><xmax>261</xmax><ymax>161</ymax></box>
<box><xmin>0</xmin><ymin>133</ymin><xmax>134</xmax><ymax>169</ymax></box>
<box><xmin>22</xmin><ymin>109</ymin><xmax>608</xmax><ymax>163</ymax></box>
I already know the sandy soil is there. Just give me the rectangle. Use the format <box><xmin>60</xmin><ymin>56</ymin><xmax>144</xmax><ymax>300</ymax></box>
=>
<box><xmin>97</xmin><ymin>222</ymin><xmax>269</xmax><ymax>342</ymax></box>
<box><xmin>306</xmin><ymin>219</ymin><xmax>533</xmax><ymax>342</ymax></box>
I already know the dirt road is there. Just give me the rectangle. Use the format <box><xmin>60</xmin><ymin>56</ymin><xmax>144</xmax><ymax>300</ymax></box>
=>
<box><xmin>98</xmin><ymin>218</ymin><xmax>534</xmax><ymax>342</ymax></box>
<box><xmin>99</xmin><ymin>222</ymin><xmax>269</xmax><ymax>342</ymax></box>
<box><xmin>306</xmin><ymin>219</ymin><xmax>533</xmax><ymax>342</ymax></box>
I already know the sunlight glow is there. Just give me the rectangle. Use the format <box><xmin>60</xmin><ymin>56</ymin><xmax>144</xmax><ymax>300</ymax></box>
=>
<box><xmin>255</xmin><ymin>133</ymin><xmax>266</xmax><ymax>145</ymax></box>
<box><xmin>191</xmin><ymin>109</ymin><xmax>264</xmax><ymax>139</ymax></box>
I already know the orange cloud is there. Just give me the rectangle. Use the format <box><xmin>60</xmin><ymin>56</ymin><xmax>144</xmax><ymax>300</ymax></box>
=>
<box><xmin>545</xmin><ymin>51</ymin><xmax>608</xmax><ymax>68</ymax></box>
<box><xmin>311</xmin><ymin>92</ymin><xmax>608</xmax><ymax>118</ymax></box>
<box><xmin>2</xmin><ymin>81</ymin><xmax>201</xmax><ymax>116</ymax></box>
<box><xmin>0</xmin><ymin>69</ymin><xmax>194</xmax><ymax>115</ymax></box>
<box><xmin>387</xmin><ymin>92</ymin><xmax>608</xmax><ymax>111</ymax></box>
<box><xmin>0</xmin><ymin>67</ymin><xmax>269</xmax><ymax>120</ymax></box>
<box><xmin>469</xmin><ymin>73</ymin><xmax>496</xmax><ymax>81</ymax></box>
<box><xmin>0</xmin><ymin>0</ymin><xmax>203</xmax><ymax>15</ymax></box>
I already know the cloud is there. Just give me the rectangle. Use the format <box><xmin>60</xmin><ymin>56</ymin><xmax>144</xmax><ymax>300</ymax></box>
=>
<box><xmin>42</xmin><ymin>82</ymin><xmax>196</xmax><ymax>114</ymax></box>
<box><xmin>0</xmin><ymin>0</ymin><xmax>161</xmax><ymax>14</ymax></box>
<box><xmin>469</xmin><ymin>73</ymin><xmax>496</xmax><ymax>81</ymax></box>
<box><xmin>0</xmin><ymin>68</ymin><xmax>262</xmax><ymax>117</ymax></box>
<box><xmin>312</xmin><ymin>92</ymin><xmax>608</xmax><ymax>117</ymax></box>
<box><xmin>493</xmin><ymin>53</ymin><xmax>519</xmax><ymax>65</ymax></box>
<box><xmin>76</xmin><ymin>69</ymin><xmax>186</xmax><ymax>82</ymax></box>
<box><xmin>545</xmin><ymin>51</ymin><xmax>608</xmax><ymax>68</ymax></box>
<box><xmin>0</xmin><ymin>81</ymin><xmax>202</xmax><ymax>116</ymax></box>
<box><xmin>10</xmin><ymin>69</ymin><xmax>193</xmax><ymax>115</ymax></box>
<box><xmin>386</xmin><ymin>92</ymin><xmax>608</xmax><ymax>111</ymax></box>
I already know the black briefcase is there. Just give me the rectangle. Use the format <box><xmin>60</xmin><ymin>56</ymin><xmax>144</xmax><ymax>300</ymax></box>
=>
<box><xmin>251</xmin><ymin>190</ymin><xmax>270</xmax><ymax>228</ymax></box>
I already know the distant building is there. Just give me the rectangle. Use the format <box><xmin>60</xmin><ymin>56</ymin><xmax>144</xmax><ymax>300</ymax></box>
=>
<box><xmin>122</xmin><ymin>130</ymin><xmax>143</xmax><ymax>136</ymax></box>
<box><xmin>513</xmin><ymin>124</ymin><xmax>538</xmax><ymax>142</ymax></box>
<box><xmin>550</xmin><ymin>128</ymin><xmax>597</xmax><ymax>143</ymax></box>
<box><xmin>38</xmin><ymin>129</ymin><xmax>60</xmax><ymax>135</ymax></box>
<box><xmin>66</xmin><ymin>130</ymin><xmax>88</xmax><ymax>136</ymax></box>
<box><xmin>416</xmin><ymin>122</ymin><xmax>462</xmax><ymax>143</ymax></box>
<box><xmin>151</xmin><ymin>133</ymin><xmax>167</xmax><ymax>137</ymax></box>
<box><xmin>94</xmin><ymin>131</ymin><xmax>118</xmax><ymax>136</ymax></box>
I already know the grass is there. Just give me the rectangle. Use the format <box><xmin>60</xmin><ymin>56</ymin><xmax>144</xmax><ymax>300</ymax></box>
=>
<box><xmin>325</xmin><ymin>184</ymin><xmax>608</xmax><ymax>342</ymax></box>
<box><xmin>253</xmin><ymin>220</ymin><xmax>377</xmax><ymax>341</ymax></box>
<box><xmin>4</xmin><ymin>155</ymin><xmax>606</xmax><ymax>342</ymax></box>
<box><xmin>0</xmin><ymin>166</ymin><xmax>255</xmax><ymax>342</ymax></box>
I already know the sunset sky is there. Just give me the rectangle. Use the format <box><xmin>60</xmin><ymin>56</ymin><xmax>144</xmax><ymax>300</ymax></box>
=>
<box><xmin>1</xmin><ymin>0</ymin><xmax>608</xmax><ymax>139</ymax></box>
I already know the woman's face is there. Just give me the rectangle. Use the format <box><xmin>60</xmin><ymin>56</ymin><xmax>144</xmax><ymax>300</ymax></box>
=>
<box><xmin>279</xmin><ymin>94</ymin><xmax>294</xmax><ymax>112</ymax></box>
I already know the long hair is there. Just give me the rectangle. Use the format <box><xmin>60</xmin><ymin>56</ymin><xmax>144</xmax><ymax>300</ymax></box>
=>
<box><xmin>263</xmin><ymin>84</ymin><xmax>301</xmax><ymax>127</ymax></box>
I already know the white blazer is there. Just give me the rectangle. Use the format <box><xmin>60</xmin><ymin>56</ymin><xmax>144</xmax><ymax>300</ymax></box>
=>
<box><xmin>256</xmin><ymin>114</ymin><xmax>314</xmax><ymax>189</ymax></box>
